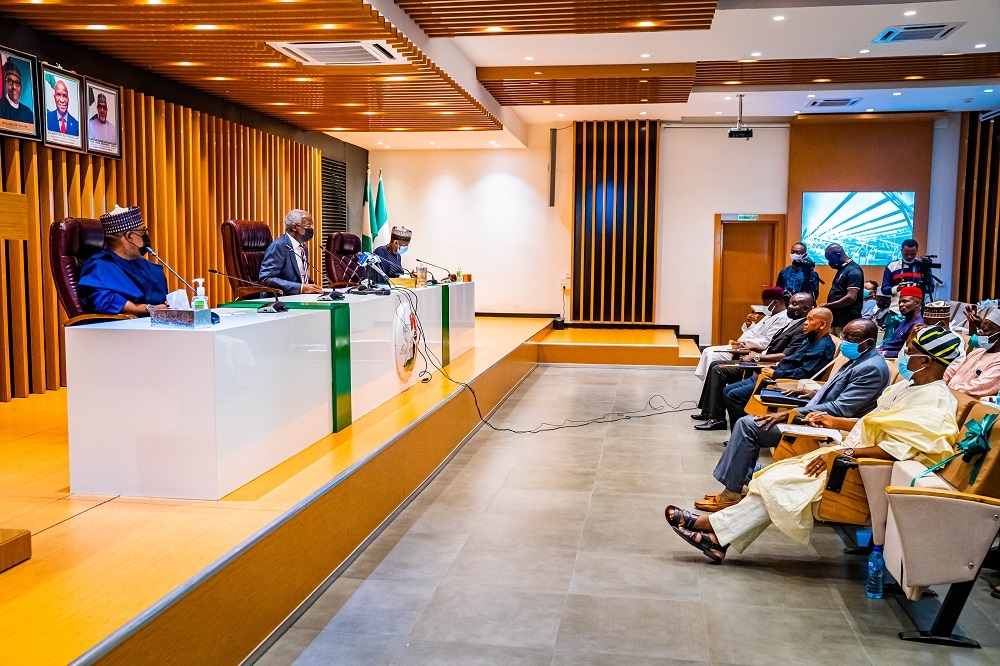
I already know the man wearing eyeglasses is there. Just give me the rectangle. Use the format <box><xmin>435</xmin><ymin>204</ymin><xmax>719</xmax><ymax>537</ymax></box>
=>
<box><xmin>78</xmin><ymin>206</ymin><xmax>169</xmax><ymax>316</ymax></box>
<box><xmin>88</xmin><ymin>93</ymin><xmax>117</xmax><ymax>143</ymax></box>
<box><xmin>0</xmin><ymin>58</ymin><xmax>34</xmax><ymax>125</ymax></box>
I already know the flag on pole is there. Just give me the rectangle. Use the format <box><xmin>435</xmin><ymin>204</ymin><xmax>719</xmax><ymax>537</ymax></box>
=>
<box><xmin>373</xmin><ymin>170</ymin><xmax>388</xmax><ymax>240</ymax></box>
<box><xmin>361</xmin><ymin>166</ymin><xmax>375</xmax><ymax>252</ymax></box>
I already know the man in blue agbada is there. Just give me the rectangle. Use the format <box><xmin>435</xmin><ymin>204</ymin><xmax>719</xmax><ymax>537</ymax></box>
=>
<box><xmin>78</xmin><ymin>206</ymin><xmax>168</xmax><ymax>316</ymax></box>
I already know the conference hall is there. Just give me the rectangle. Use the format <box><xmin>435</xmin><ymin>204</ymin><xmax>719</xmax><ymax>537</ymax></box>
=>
<box><xmin>1</xmin><ymin>0</ymin><xmax>1000</xmax><ymax>663</ymax></box>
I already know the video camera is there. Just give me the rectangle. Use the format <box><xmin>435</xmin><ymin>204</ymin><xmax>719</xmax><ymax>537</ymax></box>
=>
<box><xmin>914</xmin><ymin>255</ymin><xmax>943</xmax><ymax>300</ymax></box>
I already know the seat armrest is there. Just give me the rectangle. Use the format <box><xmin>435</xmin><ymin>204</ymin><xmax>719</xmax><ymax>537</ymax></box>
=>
<box><xmin>235</xmin><ymin>285</ymin><xmax>283</xmax><ymax>300</ymax></box>
<box><xmin>858</xmin><ymin>460</ymin><xmax>895</xmax><ymax>545</ymax></box>
<box><xmin>886</xmin><ymin>486</ymin><xmax>1000</xmax><ymax>506</ymax></box>
<box><xmin>65</xmin><ymin>314</ymin><xmax>136</xmax><ymax>326</ymax></box>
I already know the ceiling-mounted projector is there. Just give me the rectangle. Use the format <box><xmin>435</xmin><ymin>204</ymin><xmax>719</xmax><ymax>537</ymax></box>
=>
<box><xmin>729</xmin><ymin>94</ymin><xmax>753</xmax><ymax>140</ymax></box>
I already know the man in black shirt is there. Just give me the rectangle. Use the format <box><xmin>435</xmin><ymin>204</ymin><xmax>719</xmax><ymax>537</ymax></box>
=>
<box><xmin>822</xmin><ymin>244</ymin><xmax>864</xmax><ymax>336</ymax></box>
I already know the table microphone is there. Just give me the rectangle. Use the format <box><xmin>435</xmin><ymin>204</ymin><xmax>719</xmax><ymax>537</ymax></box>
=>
<box><xmin>144</xmin><ymin>245</ymin><xmax>196</xmax><ymax>293</ymax></box>
<box><xmin>416</xmin><ymin>258</ymin><xmax>453</xmax><ymax>283</ymax></box>
<box><xmin>283</xmin><ymin>244</ymin><xmax>341</xmax><ymax>301</ymax></box>
<box><xmin>207</xmin><ymin>268</ymin><xmax>289</xmax><ymax>313</ymax></box>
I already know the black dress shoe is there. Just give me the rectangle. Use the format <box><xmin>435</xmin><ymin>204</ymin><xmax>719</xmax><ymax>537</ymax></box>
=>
<box><xmin>694</xmin><ymin>419</ymin><xmax>727</xmax><ymax>431</ymax></box>
<box><xmin>690</xmin><ymin>413</ymin><xmax>712</xmax><ymax>421</ymax></box>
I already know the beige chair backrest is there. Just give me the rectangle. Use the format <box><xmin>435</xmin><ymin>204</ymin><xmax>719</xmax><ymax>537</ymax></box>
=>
<box><xmin>886</xmin><ymin>358</ymin><xmax>900</xmax><ymax>384</ymax></box>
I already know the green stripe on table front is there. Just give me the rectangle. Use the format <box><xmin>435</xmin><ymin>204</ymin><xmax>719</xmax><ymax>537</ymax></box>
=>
<box><xmin>220</xmin><ymin>301</ymin><xmax>352</xmax><ymax>431</ymax></box>
<box><xmin>441</xmin><ymin>284</ymin><xmax>450</xmax><ymax>367</ymax></box>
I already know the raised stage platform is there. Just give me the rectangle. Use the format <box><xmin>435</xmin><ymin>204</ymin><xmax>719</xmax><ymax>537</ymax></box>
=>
<box><xmin>0</xmin><ymin>317</ymin><xmax>552</xmax><ymax>665</ymax></box>
<box><xmin>536</xmin><ymin>328</ymin><xmax>701</xmax><ymax>366</ymax></box>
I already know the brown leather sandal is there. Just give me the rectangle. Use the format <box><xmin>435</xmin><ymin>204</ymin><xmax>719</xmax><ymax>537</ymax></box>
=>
<box><xmin>664</xmin><ymin>505</ymin><xmax>700</xmax><ymax>530</ymax></box>
<box><xmin>672</xmin><ymin>525</ymin><xmax>728</xmax><ymax>563</ymax></box>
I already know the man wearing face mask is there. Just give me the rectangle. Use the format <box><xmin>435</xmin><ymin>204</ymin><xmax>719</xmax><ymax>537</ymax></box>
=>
<box><xmin>944</xmin><ymin>308</ymin><xmax>1000</xmax><ymax>397</ymax></box>
<box><xmin>877</xmin><ymin>286</ymin><xmax>924</xmax><ymax>358</ymax></box>
<box><xmin>861</xmin><ymin>280</ymin><xmax>879</xmax><ymax>319</ymax></box>
<box><xmin>821</xmin><ymin>244</ymin><xmax>865</xmax><ymax>336</ymax></box>
<box><xmin>695</xmin><ymin>287</ymin><xmax>790</xmax><ymax>381</ymax></box>
<box><xmin>694</xmin><ymin>318</ymin><xmax>889</xmax><ymax>511</ymax></box>
<box><xmin>78</xmin><ymin>206</ymin><xmax>169</xmax><ymax>316</ymax></box>
<box><xmin>258</xmin><ymin>209</ymin><xmax>324</xmax><ymax>296</ymax></box>
<box><xmin>370</xmin><ymin>226</ymin><xmax>412</xmax><ymax>281</ymax></box>
<box><xmin>693</xmin><ymin>293</ymin><xmax>815</xmax><ymax>430</ymax></box>
<box><xmin>776</xmin><ymin>242</ymin><xmax>820</xmax><ymax>302</ymax></box>
<box><xmin>880</xmin><ymin>239</ymin><xmax>922</xmax><ymax>311</ymax></box>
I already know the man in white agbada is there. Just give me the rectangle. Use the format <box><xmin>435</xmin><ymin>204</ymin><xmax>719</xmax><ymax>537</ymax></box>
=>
<box><xmin>667</xmin><ymin>325</ymin><xmax>962</xmax><ymax>563</ymax></box>
<box><xmin>695</xmin><ymin>286</ymin><xmax>790</xmax><ymax>381</ymax></box>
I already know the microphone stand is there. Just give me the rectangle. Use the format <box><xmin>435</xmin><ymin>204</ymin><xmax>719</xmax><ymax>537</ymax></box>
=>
<box><xmin>208</xmin><ymin>268</ymin><xmax>289</xmax><ymax>313</ymax></box>
<box><xmin>415</xmin><ymin>259</ymin><xmax>452</xmax><ymax>284</ymax></box>
<box><xmin>145</xmin><ymin>246</ymin><xmax>196</xmax><ymax>293</ymax></box>
<box><xmin>284</xmin><ymin>244</ymin><xmax>339</xmax><ymax>301</ymax></box>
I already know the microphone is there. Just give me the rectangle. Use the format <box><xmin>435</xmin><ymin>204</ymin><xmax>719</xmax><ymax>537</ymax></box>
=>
<box><xmin>416</xmin><ymin>258</ymin><xmax>453</xmax><ymax>283</ymax></box>
<box><xmin>357</xmin><ymin>251</ymin><xmax>392</xmax><ymax>283</ymax></box>
<box><xmin>284</xmin><ymin>244</ymin><xmax>340</xmax><ymax>301</ymax></box>
<box><xmin>208</xmin><ymin>268</ymin><xmax>289</xmax><ymax>313</ymax></box>
<box><xmin>144</xmin><ymin>245</ymin><xmax>196</xmax><ymax>293</ymax></box>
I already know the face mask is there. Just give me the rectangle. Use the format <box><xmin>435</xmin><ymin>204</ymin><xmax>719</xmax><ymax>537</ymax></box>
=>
<box><xmin>790</xmin><ymin>253</ymin><xmax>806</xmax><ymax>263</ymax></box>
<box><xmin>828</xmin><ymin>259</ymin><xmax>843</xmax><ymax>270</ymax></box>
<box><xmin>139</xmin><ymin>234</ymin><xmax>150</xmax><ymax>255</ymax></box>
<box><xmin>301</xmin><ymin>227</ymin><xmax>314</xmax><ymax>242</ymax></box>
<box><xmin>863</xmin><ymin>289</ymin><xmax>872</xmax><ymax>299</ymax></box>
<box><xmin>970</xmin><ymin>333</ymin><xmax>998</xmax><ymax>349</ymax></box>
<box><xmin>839</xmin><ymin>341</ymin><xmax>861</xmax><ymax>359</ymax></box>
<box><xmin>788</xmin><ymin>307</ymin><xmax>806</xmax><ymax>320</ymax></box>
<box><xmin>398</xmin><ymin>246</ymin><xmax>408</xmax><ymax>255</ymax></box>
<box><xmin>896</xmin><ymin>349</ymin><xmax>928</xmax><ymax>381</ymax></box>
<box><xmin>766</xmin><ymin>301</ymin><xmax>778</xmax><ymax>314</ymax></box>
<box><xmin>805</xmin><ymin>329</ymin><xmax>819</xmax><ymax>342</ymax></box>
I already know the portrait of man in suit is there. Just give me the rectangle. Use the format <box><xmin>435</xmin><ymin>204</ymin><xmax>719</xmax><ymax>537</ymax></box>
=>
<box><xmin>42</xmin><ymin>67</ymin><xmax>84</xmax><ymax>150</ymax></box>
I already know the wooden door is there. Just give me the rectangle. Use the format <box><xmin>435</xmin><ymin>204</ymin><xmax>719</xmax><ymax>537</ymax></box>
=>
<box><xmin>713</xmin><ymin>215</ymin><xmax>784</xmax><ymax>344</ymax></box>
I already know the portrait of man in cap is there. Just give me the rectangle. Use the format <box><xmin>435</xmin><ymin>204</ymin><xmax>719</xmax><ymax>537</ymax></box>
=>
<box><xmin>86</xmin><ymin>81</ymin><xmax>120</xmax><ymax>156</ymax></box>
<box><xmin>0</xmin><ymin>48</ymin><xmax>40</xmax><ymax>140</ymax></box>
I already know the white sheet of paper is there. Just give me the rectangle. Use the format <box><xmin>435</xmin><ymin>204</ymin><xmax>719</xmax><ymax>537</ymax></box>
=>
<box><xmin>776</xmin><ymin>424</ymin><xmax>843</xmax><ymax>443</ymax></box>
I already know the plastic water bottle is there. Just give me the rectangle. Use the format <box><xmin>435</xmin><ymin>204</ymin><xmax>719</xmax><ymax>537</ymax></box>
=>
<box><xmin>866</xmin><ymin>545</ymin><xmax>884</xmax><ymax>599</ymax></box>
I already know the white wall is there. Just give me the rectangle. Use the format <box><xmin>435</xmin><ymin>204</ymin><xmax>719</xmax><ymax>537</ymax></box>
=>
<box><xmin>657</xmin><ymin>126</ymin><xmax>791</xmax><ymax>343</ymax></box>
<box><xmin>367</xmin><ymin>125</ymin><xmax>573</xmax><ymax>314</ymax></box>
<box><xmin>926</xmin><ymin>113</ymin><xmax>962</xmax><ymax>301</ymax></box>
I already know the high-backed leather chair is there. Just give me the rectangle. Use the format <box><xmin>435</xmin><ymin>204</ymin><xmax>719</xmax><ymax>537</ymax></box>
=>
<box><xmin>324</xmin><ymin>231</ymin><xmax>365</xmax><ymax>287</ymax></box>
<box><xmin>220</xmin><ymin>220</ymin><xmax>283</xmax><ymax>300</ymax></box>
<box><xmin>49</xmin><ymin>216</ymin><xmax>134</xmax><ymax>326</ymax></box>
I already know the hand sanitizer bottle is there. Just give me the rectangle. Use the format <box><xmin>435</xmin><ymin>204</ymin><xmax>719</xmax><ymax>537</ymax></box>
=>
<box><xmin>192</xmin><ymin>278</ymin><xmax>208</xmax><ymax>310</ymax></box>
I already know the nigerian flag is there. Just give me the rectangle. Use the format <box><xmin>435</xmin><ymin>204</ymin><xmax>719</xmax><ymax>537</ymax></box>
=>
<box><xmin>374</xmin><ymin>170</ymin><xmax>388</xmax><ymax>240</ymax></box>
<box><xmin>361</xmin><ymin>166</ymin><xmax>376</xmax><ymax>252</ymax></box>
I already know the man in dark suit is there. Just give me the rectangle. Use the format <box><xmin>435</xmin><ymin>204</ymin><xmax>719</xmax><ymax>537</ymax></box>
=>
<box><xmin>258</xmin><ymin>209</ymin><xmax>324</xmax><ymax>296</ymax></box>
<box><xmin>46</xmin><ymin>79</ymin><xmax>79</xmax><ymax>135</ymax></box>
<box><xmin>695</xmin><ymin>318</ymin><xmax>889</xmax><ymax>512</ymax></box>
<box><xmin>693</xmin><ymin>292</ymin><xmax>815</xmax><ymax>430</ymax></box>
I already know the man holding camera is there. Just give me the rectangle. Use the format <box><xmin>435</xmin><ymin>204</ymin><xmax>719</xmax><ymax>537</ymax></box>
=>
<box><xmin>776</xmin><ymin>242</ymin><xmax>820</xmax><ymax>302</ymax></box>
<box><xmin>881</xmin><ymin>239</ymin><xmax>924</xmax><ymax>310</ymax></box>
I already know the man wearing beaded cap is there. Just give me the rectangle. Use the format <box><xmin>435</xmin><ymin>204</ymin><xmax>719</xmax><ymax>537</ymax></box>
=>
<box><xmin>371</xmin><ymin>225</ymin><xmax>412</xmax><ymax>281</ymax></box>
<box><xmin>78</xmin><ymin>206</ymin><xmax>168</xmax><ymax>316</ymax></box>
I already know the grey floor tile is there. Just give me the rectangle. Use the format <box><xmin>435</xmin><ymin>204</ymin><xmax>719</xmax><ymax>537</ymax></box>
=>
<box><xmin>464</xmin><ymin>511</ymin><xmax>585</xmax><ymax>552</ymax></box>
<box><xmin>294</xmin><ymin>577</ymin><xmax>365</xmax><ymax>631</ymax></box>
<box><xmin>408</xmin><ymin>580</ymin><xmax>566</xmax><ymax>649</ymax></box>
<box><xmin>697</xmin><ymin>560</ymin><xmax>841</xmax><ymax>611</ymax></box>
<box><xmin>579</xmin><ymin>514</ymin><xmax>689</xmax><ymax>556</ymax></box>
<box><xmin>407</xmin><ymin>504</ymin><xmax>486</xmax><ymax>538</ymax></box>
<box><xmin>324</xmin><ymin>579</ymin><xmax>437</xmax><ymax>637</ymax></box>
<box><xmin>486</xmin><ymin>488</ymin><xmax>593</xmax><ymax>518</ymax></box>
<box><xmin>569</xmin><ymin>550</ymin><xmax>701</xmax><ymax>601</ymax></box>
<box><xmin>390</xmin><ymin>639</ymin><xmax>553</xmax><ymax>665</ymax></box>
<box><xmin>555</xmin><ymin>594</ymin><xmax>711</xmax><ymax>661</ymax></box>
<box><xmin>445</xmin><ymin>544</ymin><xmax>579</xmax><ymax>593</ymax></box>
<box><xmin>294</xmin><ymin>631</ymin><xmax>403</xmax><ymax>665</ymax></box>
<box><xmin>254</xmin><ymin>627</ymin><xmax>320</xmax><ymax>666</ymax></box>
<box><xmin>367</xmin><ymin>533</ymin><xmax>469</xmax><ymax>585</ymax></box>
<box><xmin>551</xmin><ymin>650</ymin><xmax>709</xmax><ymax>666</ymax></box>
<box><xmin>586</xmin><ymin>490</ymin><xmax>685</xmax><ymax>522</ymax></box>
<box><xmin>504</xmin><ymin>463</ymin><xmax>598</xmax><ymax>492</ymax></box>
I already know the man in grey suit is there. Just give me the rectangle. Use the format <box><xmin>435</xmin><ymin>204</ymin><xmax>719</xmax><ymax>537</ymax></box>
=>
<box><xmin>695</xmin><ymin>318</ymin><xmax>890</xmax><ymax>512</ymax></box>
<box><xmin>258</xmin><ymin>209</ymin><xmax>324</xmax><ymax>296</ymax></box>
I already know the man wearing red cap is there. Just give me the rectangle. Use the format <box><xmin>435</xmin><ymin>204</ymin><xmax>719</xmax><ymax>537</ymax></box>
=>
<box><xmin>877</xmin><ymin>286</ymin><xmax>924</xmax><ymax>358</ymax></box>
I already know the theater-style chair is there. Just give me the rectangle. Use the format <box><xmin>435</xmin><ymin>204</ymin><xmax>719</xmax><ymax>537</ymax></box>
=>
<box><xmin>49</xmin><ymin>216</ymin><xmax>135</xmax><ymax>326</ymax></box>
<box><xmin>324</xmin><ymin>231</ymin><xmax>365</xmax><ymax>287</ymax></box>
<box><xmin>220</xmin><ymin>220</ymin><xmax>283</xmax><ymax>300</ymax></box>
<box><xmin>743</xmin><ymin>341</ymin><xmax>845</xmax><ymax>418</ymax></box>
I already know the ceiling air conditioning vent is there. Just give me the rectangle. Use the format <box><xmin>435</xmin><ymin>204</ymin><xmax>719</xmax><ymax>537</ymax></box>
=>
<box><xmin>267</xmin><ymin>41</ymin><xmax>402</xmax><ymax>65</ymax></box>
<box><xmin>807</xmin><ymin>98</ymin><xmax>862</xmax><ymax>108</ymax></box>
<box><xmin>873</xmin><ymin>23</ymin><xmax>964</xmax><ymax>43</ymax></box>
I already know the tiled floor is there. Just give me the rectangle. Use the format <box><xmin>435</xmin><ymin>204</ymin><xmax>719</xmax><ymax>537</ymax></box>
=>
<box><xmin>258</xmin><ymin>365</ymin><xmax>1000</xmax><ymax>666</ymax></box>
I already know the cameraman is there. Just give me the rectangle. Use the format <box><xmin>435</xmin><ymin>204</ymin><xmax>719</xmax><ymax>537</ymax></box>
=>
<box><xmin>776</xmin><ymin>242</ymin><xmax>820</xmax><ymax>302</ymax></box>
<box><xmin>880</xmin><ymin>239</ymin><xmax>923</xmax><ymax>310</ymax></box>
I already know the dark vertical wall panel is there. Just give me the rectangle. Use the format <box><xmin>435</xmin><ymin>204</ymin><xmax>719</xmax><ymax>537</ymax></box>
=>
<box><xmin>956</xmin><ymin>113</ymin><xmax>1000</xmax><ymax>303</ymax></box>
<box><xmin>571</xmin><ymin>120</ymin><xmax>659</xmax><ymax>323</ymax></box>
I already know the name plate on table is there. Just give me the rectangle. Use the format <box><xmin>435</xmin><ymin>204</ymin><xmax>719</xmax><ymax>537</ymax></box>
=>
<box><xmin>150</xmin><ymin>308</ymin><xmax>213</xmax><ymax>328</ymax></box>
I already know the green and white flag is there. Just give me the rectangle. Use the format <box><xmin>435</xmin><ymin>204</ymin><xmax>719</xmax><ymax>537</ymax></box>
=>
<box><xmin>361</xmin><ymin>166</ymin><xmax>376</xmax><ymax>252</ymax></box>
<box><xmin>373</xmin><ymin>170</ymin><xmax>389</xmax><ymax>241</ymax></box>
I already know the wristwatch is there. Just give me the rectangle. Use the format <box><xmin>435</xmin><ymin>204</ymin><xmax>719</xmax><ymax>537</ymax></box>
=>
<box><xmin>843</xmin><ymin>447</ymin><xmax>856</xmax><ymax>458</ymax></box>
<box><xmin>752</xmin><ymin>353</ymin><xmax>762</xmax><ymax>362</ymax></box>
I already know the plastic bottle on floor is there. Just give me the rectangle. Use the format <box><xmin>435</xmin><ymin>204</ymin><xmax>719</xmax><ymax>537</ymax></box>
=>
<box><xmin>866</xmin><ymin>544</ymin><xmax>884</xmax><ymax>599</ymax></box>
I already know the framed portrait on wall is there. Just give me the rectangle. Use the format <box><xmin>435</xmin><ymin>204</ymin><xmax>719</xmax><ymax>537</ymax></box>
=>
<box><xmin>41</xmin><ymin>64</ymin><xmax>85</xmax><ymax>152</ymax></box>
<box><xmin>84</xmin><ymin>79</ymin><xmax>122</xmax><ymax>158</ymax></box>
<box><xmin>0</xmin><ymin>46</ymin><xmax>42</xmax><ymax>142</ymax></box>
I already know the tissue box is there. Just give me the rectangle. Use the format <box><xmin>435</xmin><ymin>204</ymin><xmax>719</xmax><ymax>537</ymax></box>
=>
<box><xmin>150</xmin><ymin>308</ymin><xmax>213</xmax><ymax>328</ymax></box>
<box><xmin>0</xmin><ymin>529</ymin><xmax>31</xmax><ymax>573</ymax></box>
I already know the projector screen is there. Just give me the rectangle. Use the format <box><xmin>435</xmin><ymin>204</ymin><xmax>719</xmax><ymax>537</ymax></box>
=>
<box><xmin>801</xmin><ymin>191</ymin><xmax>915</xmax><ymax>266</ymax></box>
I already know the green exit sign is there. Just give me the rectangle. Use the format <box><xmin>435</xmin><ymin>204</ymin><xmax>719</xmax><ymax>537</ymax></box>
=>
<box><xmin>737</xmin><ymin>214</ymin><xmax>758</xmax><ymax>221</ymax></box>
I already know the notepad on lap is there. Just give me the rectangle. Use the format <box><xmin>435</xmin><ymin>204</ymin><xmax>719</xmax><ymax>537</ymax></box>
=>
<box><xmin>776</xmin><ymin>425</ymin><xmax>843</xmax><ymax>443</ymax></box>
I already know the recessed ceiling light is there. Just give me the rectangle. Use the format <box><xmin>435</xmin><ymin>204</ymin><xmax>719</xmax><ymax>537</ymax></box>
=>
<box><xmin>893</xmin><ymin>91</ymin><xmax>902</xmax><ymax>96</ymax></box>
<box><xmin>904</xmin><ymin>10</ymin><xmax>916</xmax><ymax>16</ymax></box>
<box><xmin>265</xmin><ymin>62</ymin><xmax>284</xmax><ymax>67</ymax></box>
<box><xmin>428</xmin><ymin>141</ymin><xmax>435</xmax><ymax>145</ymax></box>
<box><xmin>543</xmin><ymin>100</ymin><xmax>551</xmax><ymax>104</ymax></box>
<box><xmin>534</xmin><ymin>71</ymin><xmax>542</xmax><ymax>75</ymax></box>
<box><xmin>440</xmin><ymin>111</ymin><xmax>455</xmax><ymax>115</ymax></box>
<box><xmin>291</xmin><ymin>77</ymin><xmax>314</xmax><ymax>82</ymax></box>
<box><xmin>492</xmin><ymin>144</ymin><xmax>502</xmax><ymax>148</ymax></box>
<box><xmin>836</xmin><ymin>56</ymin><xmax>853</xmax><ymax>60</ymax></box>
<box><xmin>637</xmin><ymin>21</ymin><xmax>654</xmax><ymax>28</ymax></box>
<box><xmin>177</xmin><ymin>61</ymin><xmax>195</xmax><ymax>66</ymax></box>
<box><xmin>458</xmin><ymin>127</ymin><xmax>475</xmax><ymax>130</ymax></box>
<box><xmin>860</xmin><ymin>49</ymin><xmax>870</xmax><ymax>54</ymax></box>
<box><xmin>557</xmin><ymin>113</ymin><xmax>565</xmax><ymax>117</ymax></box>
<box><xmin>750</xmin><ymin>52</ymin><xmax>762</xmax><ymax>57</ymax></box>
<box><xmin>943</xmin><ymin>52</ymin><xmax>961</xmax><ymax>56</ymax></box>
<box><xmin>813</xmin><ymin>78</ymin><xmax>831</xmax><ymax>83</ymax></box>
<box><xmin>723</xmin><ymin>96</ymin><xmax>732</xmax><ymax>100</ymax></box>
<box><xmin>194</xmin><ymin>24</ymin><xmax>218</xmax><ymax>30</ymax></box>
<box><xmin>640</xmin><ymin>53</ymin><xmax>650</xmax><ymax>58</ymax></box>
<box><xmin>384</xmin><ymin>145</ymin><xmax>391</xmax><ymax>149</ymax></box>
<box><xmin>639</xmin><ymin>79</ymin><xmax>648</xmax><ymax>83</ymax></box>
<box><xmin>773</xmin><ymin>15</ymin><xmax>785</xmax><ymax>21</ymax></box>
<box><xmin>640</xmin><ymin>98</ymin><xmax>648</xmax><ymax>102</ymax></box>
<box><xmin>739</xmin><ymin>59</ymin><xmax>758</xmax><ymax>63</ymax></box>
<box><xmin>486</xmin><ymin>26</ymin><xmax>503</xmax><ymax>32</ymax></box>
<box><xmin>866</xmin><ymin>108</ymin><xmax>875</xmax><ymax>112</ymax></box>
<box><xmin>292</xmin><ymin>111</ymin><xmax>312</xmax><ymax>115</ymax></box>
<box><xmin>361</xmin><ymin>111</ymin><xmax>378</xmax><ymax>115</ymax></box>
<box><xmin>985</xmin><ymin>89</ymin><xmax>995</xmax><ymax>93</ymax></box>
<box><xmin>723</xmin><ymin>81</ymin><xmax>741</xmax><ymax>85</ymax></box>
<box><xmin>807</xmin><ymin>94</ymin><xmax>816</xmax><ymax>98</ymax></box>
<box><xmin>147</xmin><ymin>0</ymin><xmax>162</xmax><ymax>4</ymax></box>
<box><xmin>87</xmin><ymin>24</ymin><xmax>108</xmax><ymax>30</ymax></box>
<box><xmin>385</xmin><ymin>76</ymin><xmax>407</xmax><ymax>82</ymax></box>
<box><xmin>207</xmin><ymin>76</ymin><xmax>233</xmax><ymax>81</ymax></box>
<box><xmin>376</xmin><ymin>141</ymin><xmax>383</xmax><ymax>145</ymax></box>
<box><xmin>974</xmin><ymin>44</ymin><xmax>986</xmax><ymax>49</ymax></box>
<box><xmin>640</xmin><ymin>111</ymin><xmax>647</xmax><ymax>115</ymax></box>
<box><xmin>905</xmin><ymin>75</ymin><xmax>924</xmax><ymax>80</ymax></box>
<box><xmin>270</xmin><ymin>102</ymin><xmax>291</xmax><ymax>106</ymax></box>
<box><xmin>641</xmin><ymin>68</ymin><xmax>649</xmax><ymax>72</ymax></box>
<box><xmin>715</xmin><ymin>111</ymin><xmax>722</xmax><ymax>115</ymax></box>
<box><xmin>530</xmin><ymin>82</ymin><xmax>538</xmax><ymax>85</ymax></box>
<box><xmin>524</xmin><ymin>56</ymin><xmax>534</xmax><ymax>61</ymax></box>
<box><xmin>318</xmin><ymin>24</ymin><xmax>337</xmax><ymax>29</ymax></box>
<box><xmin>794</xmin><ymin>110</ymin><xmax>801</xmax><ymax>114</ymax></box>
<box><xmin>329</xmin><ymin>128</ymin><xmax>347</xmax><ymax>131</ymax></box>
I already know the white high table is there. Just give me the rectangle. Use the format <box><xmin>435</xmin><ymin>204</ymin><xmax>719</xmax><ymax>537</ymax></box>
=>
<box><xmin>65</xmin><ymin>309</ymin><xmax>333</xmax><ymax>500</ymax></box>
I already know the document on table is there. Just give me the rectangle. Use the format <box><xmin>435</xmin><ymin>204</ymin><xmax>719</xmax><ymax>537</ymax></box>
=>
<box><xmin>776</xmin><ymin>424</ymin><xmax>843</xmax><ymax>443</ymax></box>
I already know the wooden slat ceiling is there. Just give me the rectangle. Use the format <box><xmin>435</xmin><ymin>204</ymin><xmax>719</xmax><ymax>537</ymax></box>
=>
<box><xmin>696</xmin><ymin>53</ymin><xmax>1000</xmax><ymax>87</ymax></box>
<box><xmin>394</xmin><ymin>0</ymin><xmax>719</xmax><ymax>37</ymax></box>
<box><xmin>479</xmin><ymin>64</ymin><xmax>695</xmax><ymax>106</ymax></box>
<box><xmin>0</xmin><ymin>0</ymin><xmax>501</xmax><ymax>132</ymax></box>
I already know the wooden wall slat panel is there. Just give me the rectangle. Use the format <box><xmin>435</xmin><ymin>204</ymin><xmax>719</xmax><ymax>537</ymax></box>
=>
<box><xmin>0</xmin><ymin>85</ymin><xmax>321</xmax><ymax>402</ymax></box>
<box><xmin>571</xmin><ymin>120</ymin><xmax>659</xmax><ymax>323</ymax></box>
<box><xmin>957</xmin><ymin>113</ymin><xmax>1000</xmax><ymax>303</ymax></box>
